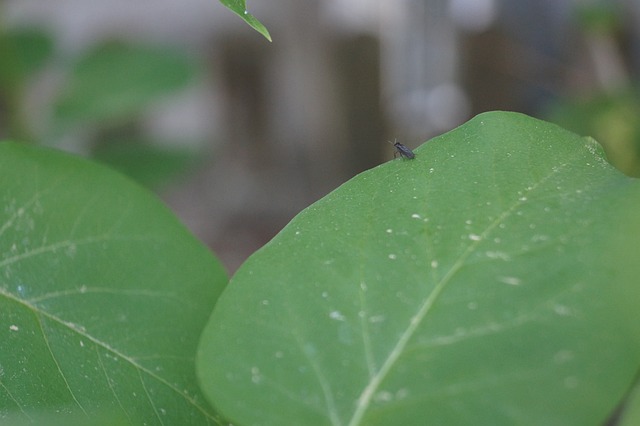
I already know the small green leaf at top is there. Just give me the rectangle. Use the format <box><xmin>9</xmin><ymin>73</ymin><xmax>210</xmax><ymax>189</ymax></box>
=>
<box><xmin>197</xmin><ymin>112</ymin><xmax>640</xmax><ymax>425</ymax></box>
<box><xmin>220</xmin><ymin>0</ymin><xmax>272</xmax><ymax>42</ymax></box>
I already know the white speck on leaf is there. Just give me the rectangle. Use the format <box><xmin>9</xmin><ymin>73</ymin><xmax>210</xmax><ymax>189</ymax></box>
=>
<box><xmin>499</xmin><ymin>276</ymin><xmax>522</xmax><ymax>286</ymax></box>
<box><xmin>411</xmin><ymin>213</ymin><xmax>421</xmax><ymax>219</ymax></box>
<box><xmin>16</xmin><ymin>285</ymin><xmax>26</xmax><ymax>297</ymax></box>
<box><xmin>532</xmin><ymin>234</ymin><xmax>549</xmax><ymax>242</ymax></box>
<box><xmin>374</xmin><ymin>391</ymin><xmax>393</xmax><ymax>403</ymax></box>
<box><xmin>369</xmin><ymin>315</ymin><xmax>385</xmax><ymax>323</ymax></box>
<box><xmin>329</xmin><ymin>311</ymin><xmax>345</xmax><ymax>321</ymax></box>
<box><xmin>388</xmin><ymin>254</ymin><xmax>397</xmax><ymax>260</ymax></box>
<box><xmin>469</xmin><ymin>234</ymin><xmax>481</xmax><ymax>241</ymax></box>
<box><xmin>485</xmin><ymin>251</ymin><xmax>510</xmax><ymax>261</ymax></box>
<box><xmin>396</xmin><ymin>388</ymin><xmax>409</xmax><ymax>399</ymax></box>
<box><xmin>431</xmin><ymin>260</ymin><xmax>438</xmax><ymax>268</ymax></box>
<box><xmin>564</xmin><ymin>376</ymin><xmax>579</xmax><ymax>389</ymax></box>
<box><xmin>251</xmin><ymin>366</ymin><xmax>262</xmax><ymax>384</ymax></box>
<box><xmin>64</xmin><ymin>321</ymin><xmax>86</xmax><ymax>332</ymax></box>
<box><xmin>386</xmin><ymin>228</ymin><xmax>393</xmax><ymax>234</ymax></box>
<box><xmin>65</xmin><ymin>243</ymin><xmax>77</xmax><ymax>258</ymax></box>
<box><xmin>554</xmin><ymin>304</ymin><xmax>572</xmax><ymax>316</ymax></box>
<box><xmin>554</xmin><ymin>350</ymin><xmax>574</xmax><ymax>364</ymax></box>
<box><xmin>9</xmin><ymin>325</ymin><xmax>18</xmax><ymax>331</ymax></box>
<box><xmin>304</xmin><ymin>343</ymin><xmax>317</xmax><ymax>356</ymax></box>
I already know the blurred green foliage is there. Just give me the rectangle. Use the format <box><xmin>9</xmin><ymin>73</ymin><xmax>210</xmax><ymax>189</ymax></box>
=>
<box><xmin>546</xmin><ymin>89</ymin><xmax>640</xmax><ymax>178</ymax></box>
<box><xmin>0</xmin><ymin>28</ymin><xmax>53</xmax><ymax>79</ymax></box>
<box><xmin>547</xmin><ymin>2</ymin><xmax>640</xmax><ymax>178</ymax></box>
<box><xmin>53</xmin><ymin>42</ymin><xmax>197</xmax><ymax>127</ymax></box>
<box><xmin>0</xmin><ymin>24</ymin><xmax>205</xmax><ymax>190</ymax></box>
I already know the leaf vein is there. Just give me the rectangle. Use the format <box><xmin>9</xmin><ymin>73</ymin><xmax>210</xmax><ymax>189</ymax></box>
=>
<box><xmin>347</xmin><ymin>161</ymin><xmax>568</xmax><ymax>425</ymax></box>
<box><xmin>96</xmin><ymin>345</ymin><xmax>133</xmax><ymax>423</ymax></box>
<box><xmin>35</xmin><ymin>312</ymin><xmax>89</xmax><ymax>416</ymax></box>
<box><xmin>139</xmin><ymin>369</ymin><xmax>165</xmax><ymax>425</ymax></box>
<box><xmin>0</xmin><ymin>287</ymin><xmax>219</xmax><ymax>423</ymax></box>
<box><xmin>0</xmin><ymin>376</ymin><xmax>33</xmax><ymax>421</ymax></box>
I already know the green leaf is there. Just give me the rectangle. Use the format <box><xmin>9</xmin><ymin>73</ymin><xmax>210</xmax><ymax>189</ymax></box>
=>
<box><xmin>0</xmin><ymin>142</ymin><xmax>227</xmax><ymax>424</ymax></box>
<box><xmin>219</xmin><ymin>0</ymin><xmax>272</xmax><ymax>42</ymax></box>
<box><xmin>197</xmin><ymin>112</ymin><xmax>640</xmax><ymax>425</ymax></box>
<box><xmin>53</xmin><ymin>42</ymin><xmax>197</xmax><ymax>126</ymax></box>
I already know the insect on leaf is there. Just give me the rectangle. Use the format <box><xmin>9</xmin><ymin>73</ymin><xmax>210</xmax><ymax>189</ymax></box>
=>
<box><xmin>197</xmin><ymin>112</ymin><xmax>640</xmax><ymax>425</ymax></box>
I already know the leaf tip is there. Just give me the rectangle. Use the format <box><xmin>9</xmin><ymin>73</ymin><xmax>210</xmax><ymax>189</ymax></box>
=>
<box><xmin>220</xmin><ymin>0</ymin><xmax>272</xmax><ymax>42</ymax></box>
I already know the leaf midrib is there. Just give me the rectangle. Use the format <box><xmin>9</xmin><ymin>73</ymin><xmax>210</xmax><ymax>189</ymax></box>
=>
<box><xmin>0</xmin><ymin>286</ymin><xmax>219</xmax><ymax>423</ymax></box>
<box><xmin>346</xmin><ymin>159</ymin><xmax>569</xmax><ymax>426</ymax></box>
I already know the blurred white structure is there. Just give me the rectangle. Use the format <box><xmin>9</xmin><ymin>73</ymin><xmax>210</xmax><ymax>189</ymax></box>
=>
<box><xmin>6</xmin><ymin>0</ymin><xmax>636</xmax><ymax>271</ymax></box>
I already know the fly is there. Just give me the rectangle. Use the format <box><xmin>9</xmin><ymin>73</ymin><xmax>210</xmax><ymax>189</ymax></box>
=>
<box><xmin>391</xmin><ymin>140</ymin><xmax>415</xmax><ymax>159</ymax></box>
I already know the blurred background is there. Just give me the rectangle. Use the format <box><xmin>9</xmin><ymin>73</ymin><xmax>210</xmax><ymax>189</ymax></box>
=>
<box><xmin>1</xmin><ymin>0</ymin><xmax>639</xmax><ymax>272</ymax></box>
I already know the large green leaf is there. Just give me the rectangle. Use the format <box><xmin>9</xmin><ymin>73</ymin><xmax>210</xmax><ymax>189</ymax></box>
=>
<box><xmin>0</xmin><ymin>142</ymin><xmax>227</xmax><ymax>424</ymax></box>
<box><xmin>197</xmin><ymin>112</ymin><xmax>640</xmax><ymax>425</ymax></box>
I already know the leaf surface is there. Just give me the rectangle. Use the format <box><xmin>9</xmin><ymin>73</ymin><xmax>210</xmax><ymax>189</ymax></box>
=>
<box><xmin>0</xmin><ymin>142</ymin><xmax>227</xmax><ymax>424</ymax></box>
<box><xmin>197</xmin><ymin>112</ymin><xmax>640</xmax><ymax>425</ymax></box>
